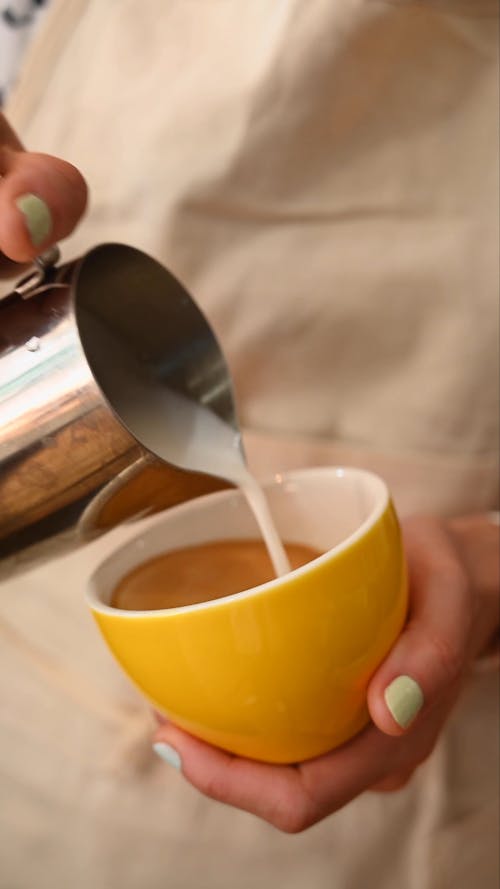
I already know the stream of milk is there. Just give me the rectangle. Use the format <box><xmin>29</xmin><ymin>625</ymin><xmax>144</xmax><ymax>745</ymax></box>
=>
<box><xmin>121</xmin><ymin>385</ymin><xmax>291</xmax><ymax>576</ymax></box>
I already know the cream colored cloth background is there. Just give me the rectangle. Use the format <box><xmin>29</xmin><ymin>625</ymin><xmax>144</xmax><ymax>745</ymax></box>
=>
<box><xmin>1</xmin><ymin>0</ymin><xmax>499</xmax><ymax>887</ymax></box>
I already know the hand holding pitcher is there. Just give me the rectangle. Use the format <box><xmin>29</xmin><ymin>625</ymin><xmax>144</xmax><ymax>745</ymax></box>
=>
<box><xmin>0</xmin><ymin>111</ymin><xmax>86</xmax><ymax>270</ymax></box>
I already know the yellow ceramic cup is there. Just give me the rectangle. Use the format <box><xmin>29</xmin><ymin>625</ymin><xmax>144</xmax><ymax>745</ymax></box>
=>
<box><xmin>87</xmin><ymin>467</ymin><xmax>408</xmax><ymax>764</ymax></box>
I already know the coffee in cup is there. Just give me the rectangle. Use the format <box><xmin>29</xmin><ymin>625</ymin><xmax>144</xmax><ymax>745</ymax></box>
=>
<box><xmin>111</xmin><ymin>539</ymin><xmax>321</xmax><ymax>611</ymax></box>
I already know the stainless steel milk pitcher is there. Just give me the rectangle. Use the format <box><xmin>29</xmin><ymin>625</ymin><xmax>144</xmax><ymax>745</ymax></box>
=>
<box><xmin>0</xmin><ymin>243</ymin><xmax>233</xmax><ymax>578</ymax></box>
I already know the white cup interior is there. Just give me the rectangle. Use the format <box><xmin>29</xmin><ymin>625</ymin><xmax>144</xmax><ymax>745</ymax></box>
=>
<box><xmin>88</xmin><ymin>466</ymin><xmax>388</xmax><ymax>612</ymax></box>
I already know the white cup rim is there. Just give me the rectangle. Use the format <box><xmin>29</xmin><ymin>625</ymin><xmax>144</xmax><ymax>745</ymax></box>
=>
<box><xmin>87</xmin><ymin>465</ymin><xmax>390</xmax><ymax>618</ymax></box>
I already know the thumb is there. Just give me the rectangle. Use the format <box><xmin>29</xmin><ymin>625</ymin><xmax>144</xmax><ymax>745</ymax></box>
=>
<box><xmin>367</xmin><ymin>517</ymin><xmax>471</xmax><ymax>736</ymax></box>
<box><xmin>0</xmin><ymin>115</ymin><xmax>87</xmax><ymax>263</ymax></box>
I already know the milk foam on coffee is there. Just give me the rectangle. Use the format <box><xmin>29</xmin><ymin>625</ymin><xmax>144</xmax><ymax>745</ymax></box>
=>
<box><xmin>112</xmin><ymin>540</ymin><xmax>319</xmax><ymax>611</ymax></box>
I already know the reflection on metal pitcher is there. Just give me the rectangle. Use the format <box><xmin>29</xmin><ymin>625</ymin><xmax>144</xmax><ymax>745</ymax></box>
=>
<box><xmin>0</xmin><ymin>244</ymin><xmax>235</xmax><ymax>579</ymax></box>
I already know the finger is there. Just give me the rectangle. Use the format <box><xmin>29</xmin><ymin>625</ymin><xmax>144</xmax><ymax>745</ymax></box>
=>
<box><xmin>153</xmin><ymin>723</ymin><xmax>311</xmax><ymax>832</ymax></box>
<box><xmin>153</xmin><ymin>721</ymin><xmax>409</xmax><ymax>832</ymax></box>
<box><xmin>367</xmin><ymin>517</ymin><xmax>471</xmax><ymax>737</ymax></box>
<box><xmin>0</xmin><ymin>115</ymin><xmax>25</xmax><ymax>275</ymax></box>
<box><xmin>369</xmin><ymin>768</ymin><xmax>415</xmax><ymax>793</ymax></box>
<box><xmin>299</xmin><ymin>701</ymin><xmax>447</xmax><ymax>816</ymax></box>
<box><xmin>0</xmin><ymin>142</ymin><xmax>87</xmax><ymax>262</ymax></box>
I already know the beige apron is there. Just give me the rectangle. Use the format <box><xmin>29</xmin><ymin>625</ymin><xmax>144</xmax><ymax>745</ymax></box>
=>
<box><xmin>2</xmin><ymin>1</ymin><xmax>498</xmax><ymax>886</ymax></box>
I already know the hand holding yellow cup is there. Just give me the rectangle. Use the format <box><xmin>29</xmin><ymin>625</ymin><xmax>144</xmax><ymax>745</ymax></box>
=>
<box><xmin>87</xmin><ymin>467</ymin><xmax>408</xmax><ymax>763</ymax></box>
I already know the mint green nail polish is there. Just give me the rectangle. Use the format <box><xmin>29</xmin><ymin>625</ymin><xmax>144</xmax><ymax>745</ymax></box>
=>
<box><xmin>16</xmin><ymin>193</ymin><xmax>52</xmax><ymax>247</ymax></box>
<box><xmin>153</xmin><ymin>742</ymin><xmax>182</xmax><ymax>771</ymax></box>
<box><xmin>384</xmin><ymin>675</ymin><xmax>424</xmax><ymax>729</ymax></box>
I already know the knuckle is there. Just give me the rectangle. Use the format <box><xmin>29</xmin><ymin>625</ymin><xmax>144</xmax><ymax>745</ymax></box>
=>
<box><xmin>273</xmin><ymin>809</ymin><xmax>311</xmax><ymax>834</ymax></box>
<box><xmin>198</xmin><ymin>771</ymin><xmax>316</xmax><ymax>834</ymax></box>
<box><xmin>270</xmin><ymin>795</ymin><xmax>314</xmax><ymax>834</ymax></box>
<box><xmin>200</xmin><ymin>771</ymin><xmax>231</xmax><ymax>804</ymax></box>
<box><xmin>392</xmin><ymin>773</ymin><xmax>413</xmax><ymax>791</ymax></box>
<box><xmin>373</xmin><ymin>772</ymin><xmax>413</xmax><ymax>793</ymax></box>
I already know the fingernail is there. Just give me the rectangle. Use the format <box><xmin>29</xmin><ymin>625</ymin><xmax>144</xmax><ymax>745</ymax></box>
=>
<box><xmin>152</xmin><ymin>742</ymin><xmax>182</xmax><ymax>770</ymax></box>
<box><xmin>384</xmin><ymin>675</ymin><xmax>424</xmax><ymax>729</ymax></box>
<box><xmin>16</xmin><ymin>193</ymin><xmax>52</xmax><ymax>247</ymax></box>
